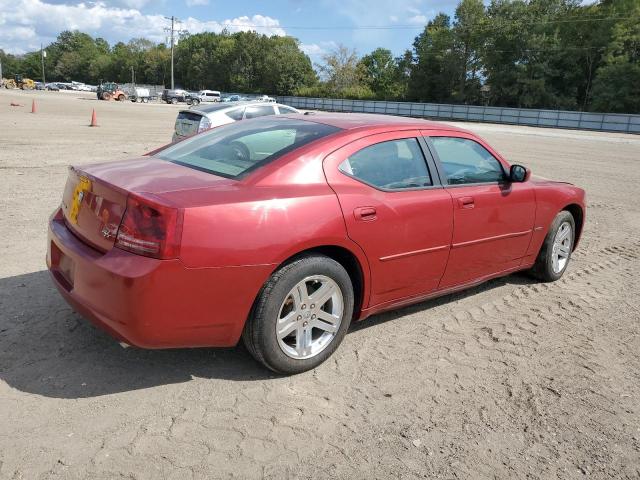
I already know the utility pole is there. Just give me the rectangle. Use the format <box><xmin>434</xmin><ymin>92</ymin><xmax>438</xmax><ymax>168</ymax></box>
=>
<box><xmin>164</xmin><ymin>16</ymin><xmax>187</xmax><ymax>90</ymax></box>
<box><xmin>41</xmin><ymin>44</ymin><xmax>46</xmax><ymax>84</ymax></box>
<box><xmin>131</xmin><ymin>65</ymin><xmax>135</xmax><ymax>87</ymax></box>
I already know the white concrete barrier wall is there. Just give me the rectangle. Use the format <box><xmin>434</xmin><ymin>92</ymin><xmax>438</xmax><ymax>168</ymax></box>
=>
<box><xmin>276</xmin><ymin>96</ymin><xmax>640</xmax><ymax>134</ymax></box>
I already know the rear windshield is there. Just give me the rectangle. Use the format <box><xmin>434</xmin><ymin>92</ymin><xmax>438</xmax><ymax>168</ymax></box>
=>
<box><xmin>156</xmin><ymin>118</ymin><xmax>340</xmax><ymax>178</ymax></box>
<box><xmin>176</xmin><ymin>111</ymin><xmax>203</xmax><ymax>122</ymax></box>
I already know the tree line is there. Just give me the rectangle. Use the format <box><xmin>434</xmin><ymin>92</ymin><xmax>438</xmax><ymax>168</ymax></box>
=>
<box><xmin>1</xmin><ymin>0</ymin><xmax>638</xmax><ymax>113</ymax></box>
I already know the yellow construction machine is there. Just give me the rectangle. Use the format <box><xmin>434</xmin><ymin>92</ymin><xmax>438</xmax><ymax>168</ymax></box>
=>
<box><xmin>13</xmin><ymin>74</ymin><xmax>36</xmax><ymax>90</ymax></box>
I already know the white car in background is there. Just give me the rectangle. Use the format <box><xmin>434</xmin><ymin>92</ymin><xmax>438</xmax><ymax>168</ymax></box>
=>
<box><xmin>187</xmin><ymin>90</ymin><xmax>221</xmax><ymax>106</ymax></box>
<box><xmin>172</xmin><ymin>101</ymin><xmax>300</xmax><ymax>142</ymax></box>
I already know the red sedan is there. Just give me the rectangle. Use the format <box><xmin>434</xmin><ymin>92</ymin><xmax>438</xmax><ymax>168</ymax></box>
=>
<box><xmin>47</xmin><ymin>114</ymin><xmax>585</xmax><ymax>374</ymax></box>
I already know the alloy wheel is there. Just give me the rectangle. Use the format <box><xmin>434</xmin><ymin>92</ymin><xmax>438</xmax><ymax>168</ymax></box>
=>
<box><xmin>552</xmin><ymin>221</ymin><xmax>572</xmax><ymax>273</ymax></box>
<box><xmin>276</xmin><ymin>275</ymin><xmax>344</xmax><ymax>360</ymax></box>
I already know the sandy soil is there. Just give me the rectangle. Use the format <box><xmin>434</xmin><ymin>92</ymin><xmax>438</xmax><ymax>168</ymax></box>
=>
<box><xmin>0</xmin><ymin>89</ymin><xmax>639</xmax><ymax>479</ymax></box>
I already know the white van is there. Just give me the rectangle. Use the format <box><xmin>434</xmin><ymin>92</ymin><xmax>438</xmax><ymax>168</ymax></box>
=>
<box><xmin>187</xmin><ymin>90</ymin><xmax>221</xmax><ymax>105</ymax></box>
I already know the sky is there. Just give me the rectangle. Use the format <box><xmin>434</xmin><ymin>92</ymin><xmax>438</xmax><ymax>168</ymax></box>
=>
<box><xmin>0</xmin><ymin>0</ymin><xmax>462</xmax><ymax>62</ymax></box>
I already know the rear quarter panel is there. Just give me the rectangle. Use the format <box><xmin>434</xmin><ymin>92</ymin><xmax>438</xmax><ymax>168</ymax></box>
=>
<box><xmin>161</xmin><ymin>144</ymin><xmax>371</xmax><ymax>272</ymax></box>
<box><xmin>177</xmin><ymin>184</ymin><xmax>353</xmax><ymax>268</ymax></box>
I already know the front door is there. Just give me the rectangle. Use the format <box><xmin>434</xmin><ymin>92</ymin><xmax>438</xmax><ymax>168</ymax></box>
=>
<box><xmin>323</xmin><ymin>131</ymin><xmax>454</xmax><ymax>307</ymax></box>
<box><xmin>424</xmin><ymin>133</ymin><xmax>536</xmax><ymax>288</ymax></box>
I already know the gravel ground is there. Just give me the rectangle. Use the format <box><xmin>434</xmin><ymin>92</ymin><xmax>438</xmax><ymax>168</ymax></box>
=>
<box><xmin>1</xmin><ymin>89</ymin><xmax>639</xmax><ymax>480</ymax></box>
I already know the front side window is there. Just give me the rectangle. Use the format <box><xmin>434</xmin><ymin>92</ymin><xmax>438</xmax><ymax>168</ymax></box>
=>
<box><xmin>338</xmin><ymin>138</ymin><xmax>433</xmax><ymax>190</ymax></box>
<box><xmin>430</xmin><ymin>137</ymin><xmax>505</xmax><ymax>185</ymax></box>
<box><xmin>278</xmin><ymin>106</ymin><xmax>297</xmax><ymax>114</ymax></box>
<box><xmin>245</xmin><ymin>105</ymin><xmax>276</xmax><ymax>119</ymax></box>
<box><xmin>157</xmin><ymin>118</ymin><xmax>340</xmax><ymax>178</ymax></box>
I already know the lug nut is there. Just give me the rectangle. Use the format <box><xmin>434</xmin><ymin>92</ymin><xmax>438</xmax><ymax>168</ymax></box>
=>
<box><xmin>310</xmin><ymin>304</ymin><xmax>315</xmax><ymax>309</ymax></box>
<box><xmin>297</xmin><ymin>315</ymin><xmax>302</xmax><ymax>320</ymax></box>
<box><xmin>303</xmin><ymin>321</ymin><xmax>308</xmax><ymax>327</ymax></box>
<box><xmin>301</xmin><ymin>304</ymin><xmax>306</xmax><ymax>309</ymax></box>
<box><xmin>311</xmin><ymin>314</ymin><xmax>316</xmax><ymax>319</ymax></box>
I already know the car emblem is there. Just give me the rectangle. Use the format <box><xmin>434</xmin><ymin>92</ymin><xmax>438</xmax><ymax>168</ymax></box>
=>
<box><xmin>101</xmin><ymin>226</ymin><xmax>112</xmax><ymax>239</ymax></box>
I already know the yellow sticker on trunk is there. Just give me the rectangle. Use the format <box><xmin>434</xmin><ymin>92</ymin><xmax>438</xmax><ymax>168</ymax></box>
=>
<box><xmin>69</xmin><ymin>177</ymin><xmax>91</xmax><ymax>224</ymax></box>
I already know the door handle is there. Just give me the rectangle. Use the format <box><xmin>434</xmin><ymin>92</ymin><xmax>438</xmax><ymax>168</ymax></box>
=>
<box><xmin>354</xmin><ymin>206</ymin><xmax>377</xmax><ymax>221</ymax></box>
<box><xmin>458</xmin><ymin>196</ymin><xmax>475</xmax><ymax>209</ymax></box>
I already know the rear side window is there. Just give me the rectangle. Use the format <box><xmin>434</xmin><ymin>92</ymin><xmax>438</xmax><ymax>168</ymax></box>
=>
<box><xmin>225</xmin><ymin>108</ymin><xmax>244</xmax><ymax>121</ymax></box>
<box><xmin>278</xmin><ymin>106</ymin><xmax>297</xmax><ymax>114</ymax></box>
<box><xmin>245</xmin><ymin>105</ymin><xmax>276</xmax><ymax>119</ymax></box>
<box><xmin>431</xmin><ymin>137</ymin><xmax>505</xmax><ymax>185</ymax></box>
<box><xmin>157</xmin><ymin>118</ymin><xmax>340</xmax><ymax>178</ymax></box>
<box><xmin>339</xmin><ymin>138</ymin><xmax>433</xmax><ymax>190</ymax></box>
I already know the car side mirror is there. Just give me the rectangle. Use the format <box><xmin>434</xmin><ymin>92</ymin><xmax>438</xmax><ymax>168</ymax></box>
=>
<box><xmin>510</xmin><ymin>164</ymin><xmax>531</xmax><ymax>183</ymax></box>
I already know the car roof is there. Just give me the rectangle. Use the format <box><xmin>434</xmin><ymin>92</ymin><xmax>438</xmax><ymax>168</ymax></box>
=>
<box><xmin>189</xmin><ymin>101</ymin><xmax>295</xmax><ymax>114</ymax></box>
<box><xmin>279</xmin><ymin>112</ymin><xmax>468</xmax><ymax>133</ymax></box>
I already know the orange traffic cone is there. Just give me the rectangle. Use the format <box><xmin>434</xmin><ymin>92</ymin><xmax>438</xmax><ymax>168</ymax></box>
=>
<box><xmin>31</xmin><ymin>99</ymin><xmax>37</xmax><ymax>113</ymax></box>
<box><xmin>89</xmin><ymin>109</ymin><xmax>98</xmax><ymax>127</ymax></box>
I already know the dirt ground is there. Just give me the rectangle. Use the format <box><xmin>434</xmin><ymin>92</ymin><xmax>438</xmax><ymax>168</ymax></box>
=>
<box><xmin>0</xmin><ymin>89</ymin><xmax>639</xmax><ymax>480</ymax></box>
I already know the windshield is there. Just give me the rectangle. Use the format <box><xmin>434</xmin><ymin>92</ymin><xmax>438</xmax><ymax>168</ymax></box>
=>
<box><xmin>156</xmin><ymin>118</ymin><xmax>340</xmax><ymax>178</ymax></box>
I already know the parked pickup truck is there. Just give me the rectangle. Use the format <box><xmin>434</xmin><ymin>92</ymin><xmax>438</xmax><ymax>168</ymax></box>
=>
<box><xmin>161</xmin><ymin>89</ymin><xmax>190</xmax><ymax>104</ymax></box>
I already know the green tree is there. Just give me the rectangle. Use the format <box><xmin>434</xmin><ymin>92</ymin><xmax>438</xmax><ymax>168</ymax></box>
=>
<box><xmin>591</xmin><ymin>0</ymin><xmax>640</xmax><ymax>112</ymax></box>
<box><xmin>452</xmin><ymin>0</ymin><xmax>485</xmax><ymax>103</ymax></box>
<box><xmin>359</xmin><ymin>48</ymin><xmax>404</xmax><ymax>99</ymax></box>
<box><xmin>316</xmin><ymin>44</ymin><xmax>372</xmax><ymax>97</ymax></box>
<box><xmin>0</xmin><ymin>49</ymin><xmax>22</xmax><ymax>79</ymax></box>
<box><xmin>409</xmin><ymin>14</ymin><xmax>460</xmax><ymax>103</ymax></box>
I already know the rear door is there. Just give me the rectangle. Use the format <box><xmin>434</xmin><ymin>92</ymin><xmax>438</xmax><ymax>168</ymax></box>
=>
<box><xmin>424</xmin><ymin>131</ymin><xmax>536</xmax><ymax>288</ymax></box>
<box><xmin>323</xmin><ymin>131</ymin><xmax>453</xmax><ymax>307</ymax></box>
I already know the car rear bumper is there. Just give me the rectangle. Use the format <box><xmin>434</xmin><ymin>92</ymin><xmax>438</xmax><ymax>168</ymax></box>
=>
<box><xmin>47</xmin><ymin>208</ymin><xmax>273</xmax><ymax>349</ymax></box>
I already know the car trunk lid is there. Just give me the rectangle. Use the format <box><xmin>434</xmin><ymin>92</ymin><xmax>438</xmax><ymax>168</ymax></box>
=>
<box><xmin>61</xmin><ymin>157</ymin><xmax>234</xmax><ymax>252</ymax></box>
<box><xmin>61</xmin><ymin>167</ymin><xmax>128</xmax><ymax>252</ymax></box>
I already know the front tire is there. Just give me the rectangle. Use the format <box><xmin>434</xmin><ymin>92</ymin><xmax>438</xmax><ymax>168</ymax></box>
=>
<box><xmin>530</xmin><ymin>211</ymin><xmax>575</xmax><ymax>282</ymax></box>
<box><xmin>243</xmin><ymin>255</ymin><xmax>354</xmax><ymax>374</ymax></box>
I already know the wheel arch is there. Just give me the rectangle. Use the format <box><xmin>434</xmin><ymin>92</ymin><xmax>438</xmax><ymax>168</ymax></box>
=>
<box><xmin>562</xmin><ymin>203</ymin><xmax>584</xmax><ymax>249</ymax></box>
<box><xmin>270</xmin><ymin>244</ymin><xmax>369</xmax><ymax>320</ymax></box>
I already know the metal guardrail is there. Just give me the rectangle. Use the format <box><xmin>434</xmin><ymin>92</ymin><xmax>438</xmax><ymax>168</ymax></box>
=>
<box><xmin>275</xmin><ymin>96</ymin><xmax>640</xmax><ymax>134</ymax></box>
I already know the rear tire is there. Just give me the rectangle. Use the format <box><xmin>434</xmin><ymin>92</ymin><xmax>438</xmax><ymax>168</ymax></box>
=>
<box><xmin>171</xmin><ymin>98</ymin><xmax>178</xmax><ymax>104</ymax></box>
<box><xmin>243</xmin><ymin>255</ymin><xmax>354</xmax><ymax>374</ymax></box>
<box><xmin>530</xmin><ymin>211</ymin><xmax>575</xmax><ymax>282</ymax></box>
<box><xmin>118</xmin><ymin>94</ymin><xmax>126</xmax><ymax>101</ymax></box>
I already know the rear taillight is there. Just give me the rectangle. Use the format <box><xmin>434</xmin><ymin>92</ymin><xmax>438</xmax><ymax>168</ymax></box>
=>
<box><xmin>198</xmin><ymin>116</ymin><xmax>212</xmax><ymax>133</ymax></box>
<box><xmin>115</xmin><ymin>195</ymin><xmax>183</xmax><ymax>259</ymax></box>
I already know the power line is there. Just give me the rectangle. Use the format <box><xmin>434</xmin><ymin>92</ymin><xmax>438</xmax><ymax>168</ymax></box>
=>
<box><xmin>213</xmin><ymin>15</ymin><xmax>634</xmax><ymax>31</ymax></box>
